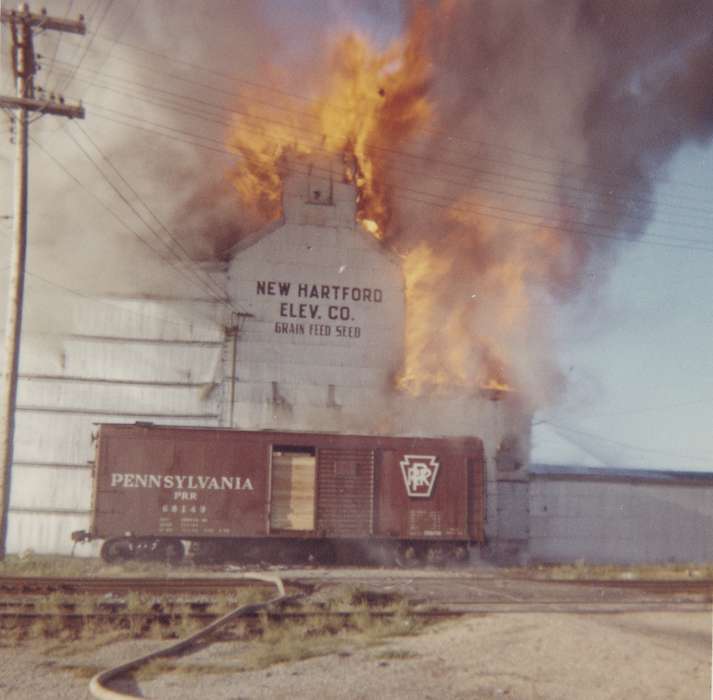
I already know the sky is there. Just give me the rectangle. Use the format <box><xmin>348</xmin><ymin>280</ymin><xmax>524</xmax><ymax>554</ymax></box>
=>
<box><xmin>1</xmin><ymin>0</ymin><xmax>712</xmax><ymax>471</ymax></box>
<box><xmin>534</xmin><ymin>141</ymin><xmax>713</xmax><ymax>470</ymax></box>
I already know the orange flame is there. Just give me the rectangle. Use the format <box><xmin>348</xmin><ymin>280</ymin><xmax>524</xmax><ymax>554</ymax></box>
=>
<box><xmin>227</xmin><ymin>8</ymin><xmax>432</xmax><ymax>239</ymax></box>
<box><xmin>396</xmin><ymin>241</ymin><xmax>515</xmax><ymax>396</ymax></box>
<box><xmin>394</xmin><ymin>197</ymin><xmax>571</xmax><ymax>397</ymax></box>
<box><xmin>226</xmin><ymin>5</ymin><xmax>568</xmax><ymax>398</ymax></box>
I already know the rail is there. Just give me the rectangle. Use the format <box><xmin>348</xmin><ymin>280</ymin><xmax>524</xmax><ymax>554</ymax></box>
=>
<box><xmin>0</xmin><ymin>574</ymin><xmax>312</xmax><ymax>595</ymax></box>
<box><xmin>88</xmin><ymin>573</ymin><xmax>295</xmax><ymax>700</ymax></box>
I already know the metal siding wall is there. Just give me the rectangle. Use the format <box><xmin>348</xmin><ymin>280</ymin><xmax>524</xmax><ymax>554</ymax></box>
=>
<box><xmin>8</xmin><ymin>513</ymin><xmax>100</xmax><ymax>556</ymax></box>
<box><xmin>529</xmin><ymin>477</ymin><xmax>713</xmax><ymax>564</ymax></box>
<box><xmin>22</xmin><ymin>339</ymin><xmax>223</xmax><ymax>384</ymax></box>
<box><xmin>8</xmin><ymin>177</ymin><xmax>531</xmax><ymax>555</ymax></box>
<box><xmin>8</xmin><ymin>294</ymin><xmax>228</xmax><ymax>555</ymax></box>
<box><xmin>496</xmin><ymin>481</ymin><xmax>530</xmax><ymax>540</ymax></box>
<box><xmin>227</xmin><ymin>181</ymin><xmax>531</xmax><ymax>556</ymax></box>
<box><xmin>18</xmin><ymin>379</ymin><xmax>221</xmax><ymax>415</ymax></box>
<box><xmin>11</xmin><ymin>466</ymin><xmax>92</xmax><ymax>510</ymax></box>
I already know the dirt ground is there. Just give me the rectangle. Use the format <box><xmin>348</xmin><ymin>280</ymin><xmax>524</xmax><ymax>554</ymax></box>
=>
<box><xmin>1</xmin><ymin>613</ymin><xmax>710</xmax><ymax>699</ymax></box>
<box><xmin>0</xmin><ymin>569</ymin><xmax>711</xmax><ymax>699</ymax></box>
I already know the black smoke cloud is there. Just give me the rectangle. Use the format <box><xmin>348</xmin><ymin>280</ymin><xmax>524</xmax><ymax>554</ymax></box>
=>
<box><xmin>1</xmin><ymin>1</ymin><xmax>711</xmax><ymax>404</ymax></box>
<box><xmin>378</xmin><ymin>0</ymin><xmax>713</xmax><ymax>403</ymax></box>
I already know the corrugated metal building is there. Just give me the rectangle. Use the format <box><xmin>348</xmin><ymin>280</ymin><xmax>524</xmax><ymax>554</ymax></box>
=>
<box><xmin>9</xmin><ymin>296</ymin><xmax>228</xmax><ymax>554</ymax></box>
<box><xmin>7</xmin><ymin>159</ymin><xmax>530</xmax><ymax>559</ymax></box>
<box><xmin>529</xmin><ymin>465</ymin><xmax>713</xmax><ymax>564</ymax></box>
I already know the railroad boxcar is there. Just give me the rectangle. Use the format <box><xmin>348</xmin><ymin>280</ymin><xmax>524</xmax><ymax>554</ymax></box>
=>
<box><xmin>72</xmin><ymin>423</ymin><xmax>486</xmax><ymax>565</ymax></box>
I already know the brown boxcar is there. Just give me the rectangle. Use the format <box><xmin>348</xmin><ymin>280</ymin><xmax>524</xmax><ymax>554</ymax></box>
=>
<box><xmin>76</xmin><ymin>424</ymin><xmax>485</xmax><ymax>565</ymax></box>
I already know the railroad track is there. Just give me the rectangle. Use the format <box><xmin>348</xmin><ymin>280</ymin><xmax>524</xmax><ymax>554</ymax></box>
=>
<box><xmin>0</xmin><ymin>573</ymin><xmax>710</xmax><ymax>601</ymax></box>
<box><xmin>1</xmin><ymin>572</ymin><xmax>708</xmax><ymax>700</ymax></box>
<box><xmin>0</xmin><ymin>575</ymin><xmax>314</xmax><ymax>596</ymax></box>
<box><xmin>521</xmin><ymin>577</ymin><xmax>713</xmax><ymax>592</ymax></box>
<box><xmin>0</xmin><ymin>599</ymin><xmax>708</xmax><ymax>630</ymax></box>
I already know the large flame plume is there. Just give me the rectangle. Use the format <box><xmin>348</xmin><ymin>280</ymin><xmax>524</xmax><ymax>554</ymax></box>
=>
<box><xmin>225</xmin><ymin>0</ymin><xmax>713</xmax><ymax>407</ymax></box>
<box><xmin>227</xmin><ymin>6</ymin><xmax>432</xmax><ymax>238</ymax></box>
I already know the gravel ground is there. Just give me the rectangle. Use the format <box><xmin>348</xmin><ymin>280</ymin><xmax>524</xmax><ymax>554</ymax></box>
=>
<box><xmin>1</xmin><ymin>609</ymin><xmax>710</xmax><ymax>699</ymax></box>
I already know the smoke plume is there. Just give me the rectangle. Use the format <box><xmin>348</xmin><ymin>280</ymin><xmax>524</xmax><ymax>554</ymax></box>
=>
<box><xmin>382</xmin><ymin>0</ymin><xmax>712</xmax><ymax>406</ymax></box>
<box><xmin>2</xmin><ymin>0</ymin><xmax>711</xmax><ymax>410</ymax></box>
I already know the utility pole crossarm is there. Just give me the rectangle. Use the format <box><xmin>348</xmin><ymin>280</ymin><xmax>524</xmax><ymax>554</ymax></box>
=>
<box><xmin>0</xmin><ymin>95</ymin><xmax>84</xmax><ymax>119</ymax></box>
<box><xmin>1</xmin><ymin>8</ymin><xmax>86</xmax><ymax>35</ymax></box>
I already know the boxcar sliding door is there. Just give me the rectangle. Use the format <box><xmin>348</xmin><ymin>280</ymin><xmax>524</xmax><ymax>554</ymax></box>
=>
<box><xmin>269</xmin><ymin>445</ymin><xmax>316</xmax><ymax>532</ymax></box>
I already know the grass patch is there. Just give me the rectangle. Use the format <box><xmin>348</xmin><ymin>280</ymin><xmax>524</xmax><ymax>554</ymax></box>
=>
<box><xmin>0</xmin><ymin>553</ymin><xmax>191</xmax><ymax>578</ymax></box>
<box><xmin>130</xmin><ymin>587</ymin><xmax>427</xmax><ymax>678</ymax></box>
<box><xmin>4</xmin><ymin>578</ymin><xmax>429</xmax><ymax>676</ymax></box>
<box><xmin>374</xmin><ymin>648</ymin><xmax>418</xmax><ymax>660</ymax></box>
<box><xmin>228</xmin><ymin>588</ymin><xmax>426</xmax><ymax>671</ymax></box>
<box><xmin>0</xmin><ymin>585</ymin><xmax>273</xmax><ymax>646</ymax></box>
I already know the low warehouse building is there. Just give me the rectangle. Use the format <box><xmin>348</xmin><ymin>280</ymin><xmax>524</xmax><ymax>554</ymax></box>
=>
<box><xmin>529</xmin><ymin>465</ymin><xmax>713</xmax><ymax>564</ymax></box>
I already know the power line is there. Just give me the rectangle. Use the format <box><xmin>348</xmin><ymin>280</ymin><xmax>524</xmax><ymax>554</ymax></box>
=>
<box><xmin>35</xmin><ymin>61</ymin><xmax>710</xmax><ymax>255</ymax></box>
<box><xmin>52</xmin><ymin>0</ymin><xmax>139</xmax><ymax>98</ymax></box>
<box><xmin>56</xmin><ymin>0</ymin><xmax>114</xmax><ymax>93</ymax></box>
<box><xmin>70</xmin><ymin>120</ymin><xmax>229</xmax><ymax>304</ymax></box>
<box><xmin>89</xmin><ymin>105</ymin><xmax>713</xmax><ymax>255</ymax></box>
<box><xmin>39</xmin><ymin>0</ymin><xmax>75</xmax><ymax>90</ymax></box>
<box><xmin>84</xmin><ymin>104</ymin><xmax>713</xmax><ymax>254</ymax></box>
<box><xmin>30</xmin><ymin>134</ymin><xmax>236</xmax><ymax>308</ymax></box>
<box><xmin>46</xmin><ymin>0</ymin><xmax>103</xmax><ymax>89</ymax></box>
<box><xmin>53</xmin><ymin>60</ymin><xmax>713</xmax><ymax>225</ymax></box>
<box><xmin>85</xmin><ymin>31</ymin><xmax>713</xmax><ymax>197</ymax></box>
<box><xmin>548</xmin><ymin>422</ymin><xmax>713</xmax><ymax>465</ymax></box>
<box><xmin>70</xmin><ymin>95</ymin><xmax>712</xmax><ymax>250</ymax></box>
<box><xmin>63</xmin><ymin>125</ymin><xmax>235</xmax><ymax>310</ymax></box>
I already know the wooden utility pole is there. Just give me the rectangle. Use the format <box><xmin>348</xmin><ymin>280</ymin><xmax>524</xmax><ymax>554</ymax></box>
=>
<box><xmin>0</xmin><ymin>3</ymin><xmax>85</xmax><ymax>559</ymax></box>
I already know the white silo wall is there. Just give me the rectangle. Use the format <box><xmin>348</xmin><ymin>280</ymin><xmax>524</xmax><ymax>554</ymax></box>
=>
<box><xmin>227</xmin><ymin>172</ymin><xmax>406</xmax><ymax>436</ymax></box>
<box><xmin>7</xmin><ymin>293</ymin><xmax>229</xmax><ymax>555</ymax></box>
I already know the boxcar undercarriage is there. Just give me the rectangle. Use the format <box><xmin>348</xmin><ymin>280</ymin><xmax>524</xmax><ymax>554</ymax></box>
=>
<box><xmin>81</xmin><ymin>533</ymin><xmax>472</xmax><ymax>568</ymax></box>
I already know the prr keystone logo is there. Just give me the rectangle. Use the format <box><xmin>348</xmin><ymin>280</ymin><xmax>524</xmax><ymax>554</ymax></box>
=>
<box><xmin>400</xmin><ymin>455</ymin><xmax>440</xmax><ymax>498</ymax></box>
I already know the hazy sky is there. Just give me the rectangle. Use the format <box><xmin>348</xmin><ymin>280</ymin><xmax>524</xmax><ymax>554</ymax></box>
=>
<box><xmin>1</xmin><ymin>0</ymin><xmax>712</xmax><ymax>471</ymax></box>
<box><xmin>534</xmin><ymin>141</ymin><xmax>713</xmax><ymax>470</ymax></box>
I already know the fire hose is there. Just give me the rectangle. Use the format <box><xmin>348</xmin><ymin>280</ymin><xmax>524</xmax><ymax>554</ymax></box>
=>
<box><xmin>88</xmin><ymin>573</ymin><xmax>296</xmax><ymax>700</ymax></box>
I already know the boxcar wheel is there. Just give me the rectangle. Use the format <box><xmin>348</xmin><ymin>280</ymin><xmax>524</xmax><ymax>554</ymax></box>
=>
<box><xmin>191</xmin><ymin>539</ymin><xmax>225</xmax><ymax>565</ymax></box>
<box><xmin>425</xmin><ymin>545</ymin><xmax>447</xmax><ymax>567</ymax></box>
<box><xmin>448</xmin><ymin>544</ymin><xmax>469</xmax><ymax>566</ymax></box>
<box><xmin>100</xmin><ymin>537</ymin><xmax>133</xmax><ymax>564</ymax></box>
<box><xmin>156</xmin><ymin>538</ymin><xmax>184</xmax><ymax>565</ymax></box>
<box><xmin>395</xmin><ymin>543</ymin><xmax>421</xmax><ymax>568</ymax></box>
